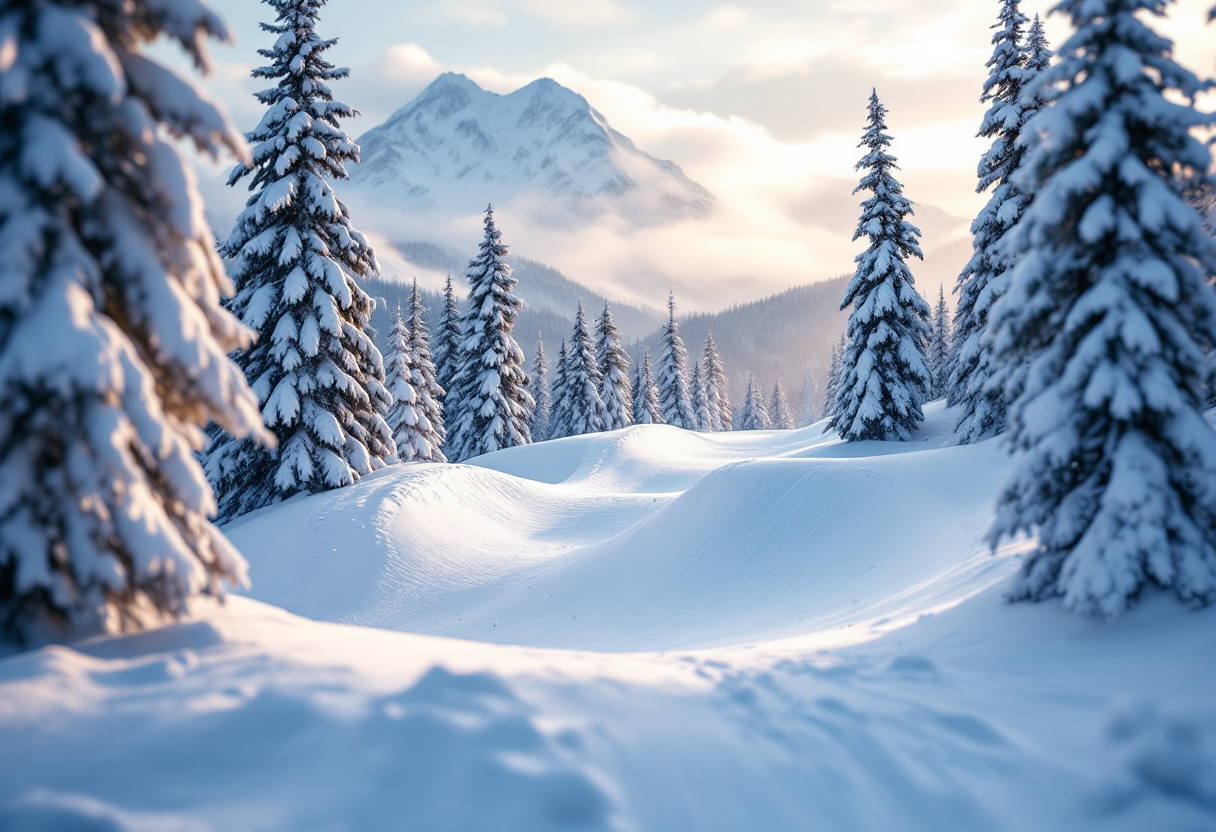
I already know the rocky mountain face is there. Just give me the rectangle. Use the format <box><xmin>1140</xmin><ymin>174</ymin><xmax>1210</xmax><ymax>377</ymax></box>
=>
<box><xmin>349</xmin><ymin>72</ymin><xmax>713</xmax><ymax>226</ymax></box>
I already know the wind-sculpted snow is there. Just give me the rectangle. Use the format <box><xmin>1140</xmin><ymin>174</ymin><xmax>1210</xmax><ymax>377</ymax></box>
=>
<box><xmin>0</xmin><ymin>609</ymin><xmax>619</xmax><ymax>832</ymax></box>
<box><xmin>3</xmin><ymin>403</ymin><xmax>1214</xmax><ymax>830</ymax></box>
<box><xmin>225</xmin><ymin>405</ymin><xmax>1006</xmax><ymax>650</ymax></box>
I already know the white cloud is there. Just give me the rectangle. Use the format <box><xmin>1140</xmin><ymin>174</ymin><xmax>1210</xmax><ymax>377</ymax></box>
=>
<box><xmin>518</xmin><ymin>0</ymin><xmax>634</xmax><ymax>27</ymax></box>
<box><xmin>702</xmin><ymin>5</ymin><xmax>752</xmax><ymax>30</ymax></box>
<box><xmin>440</xmin><ymin>0</ymin><xmax>509</xmax><ymax>27</ymax></box>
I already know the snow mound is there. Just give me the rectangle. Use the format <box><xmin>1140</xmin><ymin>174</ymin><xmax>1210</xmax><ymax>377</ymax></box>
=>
<box><xmin>227</xmin><ymin>405</ymin><xmax>1011</xmax><ymax>650</ymax></box>
<box><xmin>0</xmin><ymin>607</ymin><xmax>618</xmax><ymax>832</ymax></box>
<box><xmin>4</xmin><ymin>403</ymin><xmax>1216</xmax><ymax>830</ymax></box>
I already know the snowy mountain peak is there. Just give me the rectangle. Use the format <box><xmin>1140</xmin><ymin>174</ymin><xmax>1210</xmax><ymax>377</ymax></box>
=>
<box><xmin>349</xmin><ymin>74</ymin><xmax>713</xmax><ymax>226</ymax></box>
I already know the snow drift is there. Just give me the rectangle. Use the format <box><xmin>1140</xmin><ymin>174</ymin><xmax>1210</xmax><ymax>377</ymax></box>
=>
<box><xmin>2</xmin><ymin>403</ymin><xmax>1214</xmax><ymax>832</ymax></box>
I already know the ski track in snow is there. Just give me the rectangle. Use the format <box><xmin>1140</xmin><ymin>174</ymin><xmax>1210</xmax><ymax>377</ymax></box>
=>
<box><xmin>2</xmin><ymin>402</ymin><xmax>1214</xmax><ymax>832</ymax></box>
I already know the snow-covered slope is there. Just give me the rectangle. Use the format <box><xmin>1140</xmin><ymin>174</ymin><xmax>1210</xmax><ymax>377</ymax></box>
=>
<box><xmin>224</xmin><ymin>406</ymin><xmax>1006</xmax><ymax>651</ymax></box>
<box><xmin>349</xmin><ymin>73</ymin><xmax>714</xmax><ymax>226</ymax></box>
<box><xmin>2</xmin><ymin>404</ymin><xmax>1213</xmax><ymax>831</ymax></box>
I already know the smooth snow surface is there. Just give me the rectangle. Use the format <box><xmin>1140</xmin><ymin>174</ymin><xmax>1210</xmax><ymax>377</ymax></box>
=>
<box><xmin>3</xmin><ymin>402</ymin><xmax>1214</xmax><ymax>831</ymax></box>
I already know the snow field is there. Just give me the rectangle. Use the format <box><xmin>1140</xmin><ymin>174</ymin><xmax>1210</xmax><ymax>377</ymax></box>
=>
<box><xmin>2</xmin><ymin>403</ymin><xmax>1214</xmax><ymax>831</ymax></box>
<box><xmin>227</xmin><ymin>405</ymin><xmax>1013</xmax><ymax>650</ymax></box>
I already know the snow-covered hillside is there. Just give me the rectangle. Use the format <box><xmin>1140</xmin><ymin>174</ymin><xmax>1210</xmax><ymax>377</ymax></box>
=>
<box><xmin>2</xmin><ymin>405</ymin><xmax>1213</xmax><ymax>831</ymax></box>
<box><xmin>349</xmin><ymin>73</ymin><xmax>714</xmax><ymax>226</ymax></box>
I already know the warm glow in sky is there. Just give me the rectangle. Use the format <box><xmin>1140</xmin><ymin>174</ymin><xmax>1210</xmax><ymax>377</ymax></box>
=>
<box><xmin>196</xmin><ymin>0</ymin><xmax>1216</xmax><ymax>310</ymax></box>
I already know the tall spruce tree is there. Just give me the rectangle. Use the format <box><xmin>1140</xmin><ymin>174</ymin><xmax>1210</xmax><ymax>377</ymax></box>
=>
<box><xmin>830</xmin><ymin>92</ymin><xmax>932</xmax><ymax>441</ymax></box>
<box><xmin>690</xmin><ymin>363</ymin><xmax>712</xmax><ymax>431</ymax></box>
<box><xmin>950</xmin><ymin>0</ymin><xmax>1039</xmax><ymax>442</ymax></box>
<box><xmin>596</xmin><ymin>303</ymin><xmax>633</xmax><ymax>430</ymax></box>
<box><xmin>403</xmin><ymin>283</ymin><xmax>446</xmax><ymax>462</ymax></box>
<box><xmin>0</xmin><ymin>0</ymin><xmax>268</xmax><ymax>641</ymax></box>
<box><xmin>989</xmin><ymin>0</ymin><xmax>1216</xmax><ymax>618</ymax></box>
<box><xmin>823</xmin><ymin>334</ymin><xmax>846</xmax><ymax>419</ymax></box>
<box><xmin>565</xmin><ymin>302</ymin><xmax>606</xmax><ymax>436</ymax></box>
<box><xmin>384</xmin><ymin>306</ymin><xmax>421</xmax><ymax>462</ymax></box>
<box><xmin>770</xmin><ymin>380</ymin><xmax>795</xmax><ymax>430</ymax></box>
<box><xmin>549</xmin><ymin>340</ymin><xmax>573</xmax><ymax>440</ymax></box>
<box><xmin>529</xmin><ymin>333</ymin><xmax>552</xmax><ymax>441</ymax></box>
<box><xmin>633</xmin><ymin>351</ymin><xmax>665</xmax><ymax>425</ymax></box>
<box><xmin>739</xmin><ymin>374</ymin><xmax>772</xmax><ymax>430</ymax></box>
<box><xmin>928</xmin><ymin>285</ymin><xmax>953</xmax><ymax>400</ymax></box>
<box><xmin>434</xmin><ymin>274</ymin><xmax>463</xmax><ymax>401</ymax></box>
<box><xmin>446</xmin><ymin>206</ymin><xmax>533</xmax><ymax>461</ymax></box>
<box><xmin>702</xmin><ymin>331</ymin><xmax>732</xmax><ymax>431</ymax></box>
<box><xmin>206</xmin><ymin>0</ymin><xmax>393</xmax><ymax>520</ymax></box>
<box><xmin>798</xmin><ymin>371</ymin><xmax>820</xmax><ymax>427</ymax></box>
<box><xmin>658</xmin><ymin>294</ymin><xmax>697</xmax><ymax>429</ymax></box>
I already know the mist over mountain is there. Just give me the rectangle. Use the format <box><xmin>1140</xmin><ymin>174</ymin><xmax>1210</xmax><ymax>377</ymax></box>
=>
<box><xmin>349</xmin><ymin>72</ymin><xmax>714</xmax><ymax>228</ymax></box>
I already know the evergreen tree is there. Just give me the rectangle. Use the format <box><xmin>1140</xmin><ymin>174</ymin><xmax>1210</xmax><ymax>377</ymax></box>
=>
<box><xmin>0</xmin><ymin>0</ymin><xmax>267</xmax><ymax>640</ymax></box>
<box><xmin>403</xmin><ymin>282</ymin><xmax>446</xmax><ymax>462</ymax></box>
<box><xmin>738</xmin><ymin>374</ymin><xmax>772</xmax><ymax>430</ymax></box>
<box><xmin>798</xmin><ymin>371</ymin><xmax>820</xmax><ymax>427</ymax></box>
<box><xmin>633</xmin><ymin>351</ymin><xmax>665</xmax><ymax>425</ymax></box>
<box><xmin>596</xmin><ymin>303</ymin><xmax>633</xmax><ymax>430</ymax></box>
<box><xmin>830</xmin><ymin>91</ymin><xmax>932</xmax><ymax>441</ymax></box>
<box><xmin>770</xmin><ymin>380</ymin><xmax>795</xmax><ymax>430</ymax></box>
<box><xmin>529</xmin><ymin>333</ymin><xmax>552</xmax><ymax>441</ymax></box>
<box><xmin>384</xmin><ymin>306</ymin><xmax>421</xmax><ymax>462</ymax></box>
<box><xmin>549</xmin><ymin>340</ymin><xmax>573</xmax><ymax>439</ymax></box>
<box><xmin>950</xmin><ymin>0</ymin><xmax>1041</xmax><ymax>442</ymax></box>
<box><xmin>690</xmin><ymin>363</ymin><xmax>712</xmax><ymax>431</ymax></box>
<box><xmin>658</xmin><ymin>294</ymin><xmax>697</xmax><ymax>429</ymax></box>
<box><xmin>928</xmin><ymin>285</ymin><xmax>953</xmax><ymax>399</ymax></box>
<box><xmin>206</xmin><ymin>0</ymin><xmax>393</xmax><ymax>521</ymax></box>
<box><xmin>433</xmin><ymin>274</ymin><xmax>464</xmax><ymax>402</ymax></box>
<box><xmin>989</xmin><ymin>0</ymin><xmax>1216</xmax><ymax>618</ymax></box>
<box><xmin>702</xmin><ymin>331</ymin><xmax>732</xmax><ymax>431</ymax></box>
<box><xmin>823</xmin><ymin>334</ymin><xmax>846</xmax><ymax>419</ymax></box>
<box><xmin>446</xmin><ymin>206</ymin><xmax>534</xmax><ymax>461</ymax></box>
<box><xmin>565</xmin><ymin>302</ymin><xmax>606</xmax><ymax>436</ymax></box>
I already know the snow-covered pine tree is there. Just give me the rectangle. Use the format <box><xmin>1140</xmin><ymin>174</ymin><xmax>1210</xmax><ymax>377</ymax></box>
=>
<box><xmin>565</xmin><ymin>302</ymin><xmax>606</xmax><ymax>436</ymax></box>
<box><xmin>658</xmin><ymin>294</ymin><xmax>697</xmax><ymax>429</ymax></box>
<box><xmin>529</xmin><ymin>333</ymin><xmax>552</xmax><ymax>441</ymax></box>
<box><xmin>989</xmin><ymin>0</ymin><xmax>1216</xmax><ymax>618</ymax></box>
<box><xmin>549</xmin><ymin>339</ymin><xmax>573</xmax><ymax>439</ymax></box>
<box><xmin>738</xmin><ymin>375</ymin><xmax>772</xmax><ymax>430</ymax></box>
<box><xmin>384</xmin><ymin>305</ymin><xmax>421</xmax><ymax>462</ymax></box>
<box><xmin>596</xmin><ymin>303</ymin><xmax>633</xmax><ymax>430</ymax></box>
<box><xmin>822</xmin><ymin>334</ymin><xmax>846</xmax><ymax>419</ymax></box>
<box><xmin>830</xmin><ymin>91</ymin><xmax>932</xmax><ymax>441</ymax></box>
<box><xmin>770</xmin><ymin>380</ymin><xmax>795</xmax><ymax>430</ymax></box>
<box><xmin>446</xmin><ymin>206</ymin><xmax>534</xmax><ymax>461</ymax></box>
<box><xmin>403</xmin><ymin>282</ymin><xmax>446</xmax><ymax>462</ymax></box>
<box><xmin>702</xmin><ymin>331</ymin><xmax>732</xmax><ymax>431</ymax></box>
<box><xmin>949</xmin><ymin>0</ymin><xmax>1038</xmax><ymax>441</ymax></box>
<box><xmin>0</xmin><ymin>0</ymin><xmax>268</xmax><ymax>641</ymax></box>
<box><xmin>433</xmin><ymin>274</ymin><xmax>463</xmax><ymax>401</ymax></box>
<box><xmin>690</xmin><ymin>362</ymin><xmax>712</xmax><ymax>431</ymax></box>
<box><xmin>797</xmin><ymin>371</ymin><xmax>820</xmax><ymax>427</ymax></box>
<box><xmin>206</xmin><ymin>0</ymin><xmax>393</xmax><ymax>520</ymax></box>
<box><xmin>928</xmin><ymin>285</ymin><xmax>953</xmax><ymax>399</ymax></box>
<box><xmin>633</xmin><ymin>351</ymin><xmax>665</xmax><ymax>425</ymax></box>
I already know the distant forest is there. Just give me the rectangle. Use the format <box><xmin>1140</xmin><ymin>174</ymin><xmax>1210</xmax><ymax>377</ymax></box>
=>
<box><xmin>367</xmin><ymin>240</ymin><xmax>850</xmax><ymax>413</ymax></box>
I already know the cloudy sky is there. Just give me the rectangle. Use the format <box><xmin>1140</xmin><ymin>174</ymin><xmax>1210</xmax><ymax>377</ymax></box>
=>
<box><xmin>194</xmin><ymin>0</ymin><xmax>1216</xmax><ymax>310</ymax></box>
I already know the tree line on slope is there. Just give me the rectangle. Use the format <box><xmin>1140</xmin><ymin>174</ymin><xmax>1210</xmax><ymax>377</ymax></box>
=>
<box><xmin>1</xmin><ymin>0</ymin><xmax>1214</xmax><ymax>644</ymax></box>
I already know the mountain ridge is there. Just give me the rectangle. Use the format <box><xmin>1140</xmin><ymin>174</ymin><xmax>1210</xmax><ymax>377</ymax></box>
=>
<box><xmin>349</xmin><ymin>72</ymin><xmax>714</xmax><ymax>226</ymax></box>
